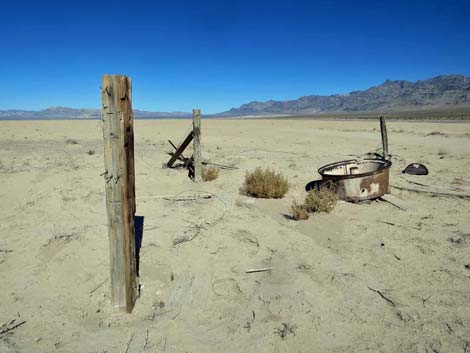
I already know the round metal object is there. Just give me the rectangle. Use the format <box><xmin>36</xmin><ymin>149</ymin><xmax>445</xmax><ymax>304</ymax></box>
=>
<box><xmin>318</xmin><ymin>159</ymin><xmax>392</xmax><ymax>201</ymax></box>
<box><xmin>402</xmin><ymin>163</ymin><xmax>428</xmax><ymax>175</ymax></box>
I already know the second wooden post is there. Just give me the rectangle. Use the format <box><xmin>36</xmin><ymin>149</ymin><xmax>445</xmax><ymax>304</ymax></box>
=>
<box><xmin>193</xmin><ymin>108</ymin><xmax>202</xmax><ymax>182</ymax></box>
<box><xmin>380</xmin><ymin>115</ymin><xmax>389</xmax><ymax>160</ymax></box>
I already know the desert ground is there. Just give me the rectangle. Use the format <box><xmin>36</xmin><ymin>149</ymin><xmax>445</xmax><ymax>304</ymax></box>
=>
<box><xmin>1</xmin><ymin>118</ymin><xmax>470</xmax><ymax>353</ymax></box>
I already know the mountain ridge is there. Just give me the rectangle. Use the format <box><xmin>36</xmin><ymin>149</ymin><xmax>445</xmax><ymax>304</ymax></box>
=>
<box><xmin>0</xmin><ymin>107</ymin><xmax>191</xmax><ymax>120</ymax></box>
<box><xmin>219</xmin><ymin>74</ymin><xmax>470</xmax><ymax>116</ymax></box>
<box><xmin>1</xmin><ymin>75</ymin><xmax>470</xmax><ymax>119</ymax></box>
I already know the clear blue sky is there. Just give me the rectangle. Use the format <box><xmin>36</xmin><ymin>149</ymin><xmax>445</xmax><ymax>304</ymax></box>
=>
<box><xmin>1</xmin><ymin>0</ymin><xmax>469</xmax><ymax>113</ymax></box>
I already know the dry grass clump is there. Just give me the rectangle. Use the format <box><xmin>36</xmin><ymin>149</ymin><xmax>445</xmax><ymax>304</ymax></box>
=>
<box><xmin>202</xmin><ymin>166</ymin><xmax>219</xmax><ymax>181</ymax></box>
<box><xmin>290</xmin><ymin>200</ymin><xmax>309</xmax><ymax>220</ymax></box>
<box><xmin>66</xmin><ymin>138</ymin><xmax>78</xmax><ymax>145</ymax></box>
<box><xmin>426</xmin><ymin>131</ymin><xmax>446</xmax><ymax>137</ymax></box>
<box><xmin>242</xmin><ymin>167</ymin><xmax>289</xmax><ymax>198</ymax></box>
<box><xmin>304</xmin><ymin>187</ymin><xmax>337</xmax><ymax>213</ymax></box>
<box><xmin>289</xmin><ymin>185</ymin><xmax>338</xmax><ymax>220</ymax></box>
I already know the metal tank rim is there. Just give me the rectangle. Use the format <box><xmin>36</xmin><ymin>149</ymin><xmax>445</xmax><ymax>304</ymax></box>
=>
<box><xmin>318</xmin><ymin>158</ymin><xmax>392</xmax><ymax>180</ymax></box>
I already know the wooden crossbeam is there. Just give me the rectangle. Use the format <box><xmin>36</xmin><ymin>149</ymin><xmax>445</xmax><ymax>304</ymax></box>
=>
<box><xmin>167</xmin><ymin>130</ymin><xmax>193</xmax><ymax>168</ymax></box>
<box><xmin>168</xmin><ymin>140</ymin><xmax>187</xmax><ymax>162</ymax></box>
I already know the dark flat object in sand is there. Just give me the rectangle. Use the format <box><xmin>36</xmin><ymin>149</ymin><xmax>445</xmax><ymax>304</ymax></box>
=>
<box><xmin>305</xmin><ymin>179</ymin><xmax>337</xmax><ymax>192</ymax></box>
<box><xmin>305</xmin><ymin>180</ymin><xmax>326</xmax><ymax>192</ymax></box>
<box><xmin>402</xmin><ymin>163</ymin><xmax>429</xmax><ymax>175</ymax></box>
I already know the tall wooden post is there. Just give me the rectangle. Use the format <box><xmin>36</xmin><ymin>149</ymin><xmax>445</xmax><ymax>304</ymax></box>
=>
<box><xmin>380</xmin><ymin>115</ymin><xmax>389</xmax><ymax>160</ymax></box>
<box><xmin>192</xmin><ymin>108</ymin><xmax>202</xmax><ymax>182</ymax></box>
<box><xmin>101</xmin><ymin>75</ymin><xmax>138</xmax><ymax>313</ymax></box>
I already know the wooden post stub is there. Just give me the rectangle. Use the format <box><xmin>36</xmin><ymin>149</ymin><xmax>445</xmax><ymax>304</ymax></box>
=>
<box><xmin>101</xmin><ymin>75</ymin><xmax>138</xmax><ymax>313</ymax></box>
<box><xmin>192</xmin><ymin>109</ymin><xmax>202</xmax><ymax>182</ymax></box>
<box><xmin>380</xmin><ymin>115</ymin><xmax>389</xmax><ymax>160</ymax></box>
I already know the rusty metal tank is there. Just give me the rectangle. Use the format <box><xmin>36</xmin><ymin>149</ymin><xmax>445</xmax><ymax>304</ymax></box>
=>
<box><xmin>318</xmin><ymin>159</ymin><xmax>392</xmax><ymax>202</ymax></box>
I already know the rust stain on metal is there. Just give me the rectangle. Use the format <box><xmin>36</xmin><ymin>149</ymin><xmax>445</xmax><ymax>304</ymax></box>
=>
<box><xmin>318</xmin><ymin>159</ymin><xmax>392</xmax><ymax>201</ymax></box>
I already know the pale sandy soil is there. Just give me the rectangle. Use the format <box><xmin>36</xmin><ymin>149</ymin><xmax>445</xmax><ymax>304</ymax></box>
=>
<box><xmin>1</xmin><ymin>119</ymin><xmax>470</xmax><ymax>353</ymax></box>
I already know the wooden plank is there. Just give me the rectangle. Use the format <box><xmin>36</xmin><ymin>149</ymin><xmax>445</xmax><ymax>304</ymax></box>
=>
<box><xmin>380</xmin><ymin>115</ymin><xmax>389</xmax><ymax>160</ymax></box>
<box><xmin>167</xmin><ymin>130</ymin><xmax>193</xmax><ymax>168</ymax></box>
<box><xmin>168</xmin><ymin>140</ymin><xmax>187</xmax><ymax>162</ymax></box>
<box><xmin>192</xmin><ymin>109</ymin><xmax>202</xmax><ymax>182</ymax></box>
<box><xmin>101</xmin><ymin>75</ymin><xmax>138</xmax><ymax>313</ymax></box>
<box><xmin>168</xmin><ymin>140</ymin><xmax>179</xmax><ymax>152</ymax></box>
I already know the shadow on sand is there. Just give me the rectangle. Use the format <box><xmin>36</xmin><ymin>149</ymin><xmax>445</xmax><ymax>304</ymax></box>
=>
<box><xmin>134</xmin><ymin>215</ymin><xmax>144</xmax><ymax>277</ymax></box>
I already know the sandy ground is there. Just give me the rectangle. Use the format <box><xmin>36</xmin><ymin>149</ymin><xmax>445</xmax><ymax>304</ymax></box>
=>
<box><xmin>1</xmin><ymin>118</ymin><xmax>470</xmax><ymax>353</ymax></box>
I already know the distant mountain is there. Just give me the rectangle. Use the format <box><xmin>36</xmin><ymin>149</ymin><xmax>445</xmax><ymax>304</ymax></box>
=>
<box><xmin>218</xmin><ymin>75</ymin><xmax>470</xmax><ymax>116</ymax></box>
<box><xmin>2</xmin><ymin>75</ymin><xmax>470</xmax><ymax>119</ymax></box>
<box><xmin>0</xmin><ymin>107</ymin><xmax>191</xmax><ymax>120</ymax></box>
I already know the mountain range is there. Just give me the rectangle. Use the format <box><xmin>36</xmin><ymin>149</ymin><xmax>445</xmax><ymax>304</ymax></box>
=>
<box><xmin>219</xmin><ymin>74</ymin><xmax>470</xmax><ymax>116</ymax></box>
<box><xmin>1</xmin><ymin>75</ymin><xmax>469</xmax><ymax>119</ymax></box>
<box><xmin>0</xmin><ymin>107</ymin><xmax>191</xmax><ymax>120</ymax></box>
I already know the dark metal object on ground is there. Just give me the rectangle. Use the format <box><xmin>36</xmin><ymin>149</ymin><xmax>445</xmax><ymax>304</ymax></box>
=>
<box><xmin>402</xmin><ymin>163</ymin><xmax>429</xmax><ymax>176</ymax></box>
<box><xmin>305</xmin><ymin>179</ymin><xmax>326</xmax><ymax>192</ymax></box>
<box><xmin>305</xmin><ymin>179</ymin><xmax>336</xmax><ymax>192</ymax></box>
<box><xmin>318</xmin><ymin>159</ymin><xmax>392</xmax><ymax>201</ymax></box>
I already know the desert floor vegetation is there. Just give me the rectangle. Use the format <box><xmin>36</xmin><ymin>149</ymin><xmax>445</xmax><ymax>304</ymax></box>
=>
<box><xmin>202</xmin><ymin>166</ymin><xmax>219</xmax><ymax>181</ymax></box>
<box><xmin>304</xmin><ymin>187</ymin><xmax>338</xmax><ymax>213</ymax></box>
<box><xmin>289</xmin><ymin>186</ymin><xmax>338</xmax><ymax>220</ymax></box>
<box><xmin>241</xmin><ymin>167</ymin><xmax>289</xmax><ymax>198</ymax></box>
<box><xmin>66</xmin><ymin>138</ymin><xmax>79</xmax><ymax>145</ymax></box>
<box><xmin>290</xmin><ymin>200</ymin><xmax>309</xmax><ymax>220</ymax></box>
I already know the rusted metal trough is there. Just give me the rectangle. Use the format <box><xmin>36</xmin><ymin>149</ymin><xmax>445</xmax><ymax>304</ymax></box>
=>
<box><xmin>318</xmin><ymin>159</ymin><xmax>392</xmax><ymax>201</ymax></box>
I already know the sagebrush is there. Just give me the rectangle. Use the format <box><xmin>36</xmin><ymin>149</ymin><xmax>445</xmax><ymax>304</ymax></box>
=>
<box><xmin>66</xmin><ymin>138</ymin><xmax>78</xmax><ymax>145</ymax></box>
<box><xmin>290</xmin><ymin>200</ymin><xmax>309</xmax><ymax>220</ymax></box>
<box><xmin>202</xmin><ymin>167</ymin><xmax>219</xmax><ymax>181</ymax></box>
<box><xmin>304</xmin><ymin>187</ymin><xmax>337</xmax><ymax>213</ymax></box>
<box><xmin>242</xmin><ymin>167</ymin><xmax>289</xmax><ymax>198</ymax></box>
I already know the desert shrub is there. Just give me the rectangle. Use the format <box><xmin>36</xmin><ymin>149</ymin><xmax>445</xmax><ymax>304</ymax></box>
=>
<box><xmin>290</xmin><ymin>200</ymin><xmax>309</xmax><ymax>220</ymax></box>
<box><xmin>304</xmin><ymin>187</ymin><xmax>337</xmax><ymax>213</ymax></box>
<box><xmin>87</xmin><ymin>149</ymin><xmax>95</xmax><ymax>155</ymax></box>
<box><xmin>242</xmin><ymin>167</ymin><xmax>289</xmax><ymax>198</ymax></box>
<box><xmin>426</xmin><ymin>131</ymin><xmax>446</xmax><ymax>136</ymax></box>
<box><xmin>202</xmin><ymin>166</ymin><xmax>219</xmax><ymax>181</ymax></box>
<box><xmin>66</xmin><ymin>138</ymin><xmax>78</xmax><ymax>145</ymax></box>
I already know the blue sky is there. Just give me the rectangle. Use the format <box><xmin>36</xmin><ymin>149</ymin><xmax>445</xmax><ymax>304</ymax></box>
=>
<box><xmin>0</xmin><ymin>0</ymin><xmax>469</xmax><ymax>113</ymax></box>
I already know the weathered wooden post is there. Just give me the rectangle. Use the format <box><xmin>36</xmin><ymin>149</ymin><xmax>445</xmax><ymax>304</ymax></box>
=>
<box><xmin>101</xmin><ymin>75</ymin><xmax>138</xmax><ymax>313</ymax></box>
<box><xmin>380</xmin><ymin>115</ymin><xmax>389</xmax><ymax>160</ymax></box>
<box><xmin>192</xmin><ymin>108</ymin><xmax>202</xmax><ymax>182</ymax></box>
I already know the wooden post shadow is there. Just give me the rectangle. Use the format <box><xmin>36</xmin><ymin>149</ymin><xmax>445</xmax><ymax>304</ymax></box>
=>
<box><xmin>101</xmin><ymin>75</ymin><xmax>138</xmax><ymax>313</ymax></box>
